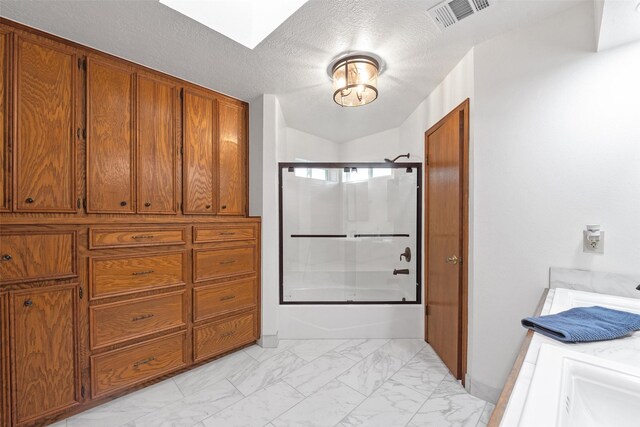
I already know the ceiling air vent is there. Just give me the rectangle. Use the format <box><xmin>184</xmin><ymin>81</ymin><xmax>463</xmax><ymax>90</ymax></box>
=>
<box><xmin>428</xmin><ymin>0</ymin><xmax>490</xmax><ymax>30</ymax></box>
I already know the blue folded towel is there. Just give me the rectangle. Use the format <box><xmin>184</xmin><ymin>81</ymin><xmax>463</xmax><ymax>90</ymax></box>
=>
<box><xmin>522</xmin><ymin>306</ymin><xmax>640</xmax><ymax>343</ymax></box>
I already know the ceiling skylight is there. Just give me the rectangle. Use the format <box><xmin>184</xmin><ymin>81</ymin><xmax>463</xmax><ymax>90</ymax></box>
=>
<box><xmin>159</xmin><ymin>0</ymin><xmax>308</xmax><ymax>49</ymax></box>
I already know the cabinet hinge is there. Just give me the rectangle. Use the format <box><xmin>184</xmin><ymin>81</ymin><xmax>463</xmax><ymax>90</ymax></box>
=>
<box><xmin>77</xmin><ymin>58</ymin><xmax>86</xmax><ymax>71</ymax></box>
<box><xmin>425</xmin><ymin>304</ymin><xmax>429</xmax><ymax>316</ymax></box>
<box><xmin>77</xmin><ymin>128</ymin><xmax>86</xmax><ymax>140</ymax></box>
<box><xmin>79</xmin><ymin>287</ymin><xmax>83</xmax><ymax>299</ymax></box>
<box><xmin>81</xmin><ymin>385</ymin><xmax>85</xmax><ymax>398</ymax></box>
<box><xmin>425</xmin><ymin>156</ymin><xmax>429</xmax><ymax>166</ymax></box>
<box><xmin>180</xmin><ymin>144</ymin><xmax>183</xmax><ymax>155</ymax></box>
<box><xmin>180</xmin><ymin>202</ymin><xmax>183</xmax><ymax>211</ymax></box>
<box><xmin>180</xmin><ymin>88</ymin><xmax>184</xmax><ymax>100</ymax></box>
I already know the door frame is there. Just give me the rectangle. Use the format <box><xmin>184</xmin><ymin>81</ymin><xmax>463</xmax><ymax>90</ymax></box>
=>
<box><xmin>424</xmin><ymin>98</ymin><xmax>470</xmax><ymax>383</ymax></box>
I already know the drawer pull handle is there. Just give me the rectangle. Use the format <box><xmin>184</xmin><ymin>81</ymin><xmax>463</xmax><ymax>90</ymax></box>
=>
<box><xmin>220</xmin><ymin>295</ymin><xmax>236</xmax><ymax>301</ymax></box>
<box><xmin>220</xmin><ymin>232</ymin><xmax>236</xmax><ymax>236</ymax></box>
<box><xmin>132</xmin><ymin>313</ymin><xmax>155</xmax><ymax>322</ymax></box>
<box><xmin>120</xmin><ymin>201</ymin><xmax>128</xmax><ymax>207</ymax></box>
<box><xmin>23</xmin><ymin>299</ymin><xmax>33</xmax><ymax>307</ymax></box>
<box><xmin>144</xmin><ymin>202</ymin><xmax>151</xmax><ymax>207</ymax></box>
<box><xmin>25</xmin><ymin>197</ymin><xmax>34</xmax><ymax>204</ymax></box>
<box><xmin>221</xmin><ymin>331</ymin><xmax>235</xmax><ymax>338</ymax></box>
<box><xmin>133</xmin><ymin>356</ymin><xmax>156</xmax><ymax>368</ymax></box>
<box><xmin>220</xmin><ymin>260</ymin><xmax>236</xmax><ymax>265</ymax></box>
<box><xmin>205</xmin><ymin>204</ymin><xmax>212</xmax><ymax>209</ymax></box>
<box><xmin>1</xmin><ymin>254</ymin><xmax>11</xmax><ymax>261</ymax></box>
<box><xmin>132</xmin><ymin>270</ymin><xmax>155</xmax><ymax>276</ymax></box>
<box><xmin>131</xmin><ymin>235</ymin><xmax>155</xmax><ymax>239</ymax></box>
<box><xmin>221</xmin><ymin>205</ymin><xmax>227</xmax><ymax>209</ymax></box>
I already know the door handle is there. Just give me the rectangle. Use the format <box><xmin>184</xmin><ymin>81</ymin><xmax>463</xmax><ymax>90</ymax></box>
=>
<box><xmin>399</xmin><ymin>247</ymin><xmax>411</xmax><ymax>262</ymax></box>
<box><xmin>393</xmin><ymin>269</ymin><xmax>410</xmax><ymax>275</ymax></box>
<box><xmin>445</xmin><ymin>255</ymin><xmax>459</xmax><ymax>265</ymax></box>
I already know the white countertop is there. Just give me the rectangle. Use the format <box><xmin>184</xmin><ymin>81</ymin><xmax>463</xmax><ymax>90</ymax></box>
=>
<box><xmin>500</xmin><ymin>288</ymin><xmax>640</xmax><ymax>426</ymax></box>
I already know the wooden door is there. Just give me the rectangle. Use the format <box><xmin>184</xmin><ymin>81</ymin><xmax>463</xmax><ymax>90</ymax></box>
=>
<box><xmin>0</xmin><ymin>292</ymin><xmax>8</xmax><ymax>427</ymax></box>
<box><xmin>10</xmin><ymin>284</ymin><xmax>80</xmax><ymax>425</ymax></box>
<box><xmin>217</xmin><ymin>100</ymin><xmax>246</xmax><ymax>215</ymax></box>
<box><xmin>425</xmin><ymin>100</ymin><xmax>469</xmax><ymax>381</ymax></box>
<box><xmin>86</xmin><ymin>56</ymin><xmax>135</xmax><ymax>213</ymax></box>
<box><xmin>137</xmin><ymin>74</ymin><xmax>177</xmax><ymax>214</ymax></box>
<box><xmin>0</xmin><ymin>30</ymin><xmax>10</xmax><ymax>212</ymax></box>
<box><xmin>14</xmin><ymin>35</ymin><xmax>77</xmax><ymax>212</ymax></box>
<box><xmin>183</xmin><ymin>90</ymin><xmax>216</xmax><ymax>214</ymax></box>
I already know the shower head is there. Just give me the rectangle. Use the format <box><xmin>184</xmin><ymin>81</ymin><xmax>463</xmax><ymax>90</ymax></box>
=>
<box><xmin>384</xmin><ymin>153</ymin><xmax>410</xmax><ymax>163</ymax></box>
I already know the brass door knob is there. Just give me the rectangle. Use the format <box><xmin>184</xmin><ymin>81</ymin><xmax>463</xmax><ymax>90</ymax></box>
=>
<box><xmin>445</xmin><ymin>255</ymin><xmax>459</xmax><ymax>265</ymax></box>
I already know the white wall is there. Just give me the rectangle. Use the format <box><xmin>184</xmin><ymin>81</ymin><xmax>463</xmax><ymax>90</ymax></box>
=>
<box><xmin>282</xmin><ymin>127</ymin><xmax>341</xmax><ymax>161</ymax></box>
<box><xmin>471</xmin><ymin>2</ymin><xmax>640</xmax><ymax>400</ymax></box>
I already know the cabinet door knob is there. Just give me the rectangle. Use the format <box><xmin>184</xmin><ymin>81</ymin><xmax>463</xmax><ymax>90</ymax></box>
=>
<box><xmin>144</xmin><ymin>202</ymin><xmax>151</xmax><ymax>207</ymax></box>
<box><xmin>1</xmin><ymin>254</ymin><xmax>11</xmax><ymax>261</ymax></box>
<box><xmin>24</xmin><ymin>299</ymin><xmax>33</xmax><ymax>307</ymax></box>
<box><xmin>25</xmin><ymin>197</ymin><xmax>34</xmax><ymax>204</ymax></box>
<box><xmin>120</xmin><ymin>201</ymin><xmax>127</xmax><ymax>207</ymax></box>
<box><xmin>205</xmin><ymin>204</ymin><xmax>212</xmax><ymax>209</ymax></box>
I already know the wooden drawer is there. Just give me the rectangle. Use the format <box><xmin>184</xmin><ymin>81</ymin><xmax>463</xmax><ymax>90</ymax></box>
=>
<box><xmin>91</xmin><ymin>332</ymin><xmax>187</xmax><ymax>398</ymax></box>
<box><xmin>89</xmin><ymin>227</ymin><xmax>186</xmax><ymax>249</ymax></box>
<box><xmin>193</xmin><ymin>246</ymin><xmax>255</xmax><ymax>283</ymax></box>
<box><xmin>193</xmin><ymin>225</ymin><xmax>256</xmax><ymax>243</ymax></box>
<box><xmin>90</xmin><ymin>251</ymin><xmax>185</xmax><ymax>300</ymax></box>
<box><xmin>0</xmin><ymin>231</ymin><xmax>76</xmax><ymax>283</ymax></box>
<box><xmin>194</xmin><ymin>277</ymin><xmax>257</xmax><ymax>322</ymax></box>
<box><xmin>90</xmin><ymin>290</ymin><xmax>186</xmax><ymax>350</ymax></box>
<box><xmin>193</xmin><ymin>311</ymin><xmax>256</xmax><ymax>362</ymax></box>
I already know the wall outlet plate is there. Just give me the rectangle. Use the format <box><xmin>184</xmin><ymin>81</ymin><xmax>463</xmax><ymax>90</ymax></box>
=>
<box><xmin>583</xmin><ymin>230</ymin><xmax>605</xmax><ymax>254</ymax></box>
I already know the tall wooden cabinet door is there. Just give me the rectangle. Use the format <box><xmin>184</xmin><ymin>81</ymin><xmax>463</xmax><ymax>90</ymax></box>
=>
<box><xmin>183</xmin><ymin>90</ymin><xmax>216</xmax><ymax>214</ymax></box>
<box><xmin>10</xmin><ymin>284</ymin><xmax>80</xmax><ymax>426</ymax></box>
<box><xmin>137</xmin><ymin>74</ymin><xmax>177</xmax><ymax>214</ymax></box>
<box><xmin>86</xmin><ymin>56</ymin><xmax>135</xmax><ymax>213</ymax></box>
<box><xmin>14</xmin><ymin>35</ymin><xmax>77</xmax><ymax>212</ymax></box>
<box><xmin>0</xmin><ymin>292</ymin><xmax>8</xmax><ymax>427</ymax></box>
<box><xmin>217</xmin><ymin>100</ymin><xmax>246</xmax><ymax>215</ymax></box>
<box><xmin>0</xmin><ymin>30</ymin><xmax>10</xmax><ymax>212</ymax></box>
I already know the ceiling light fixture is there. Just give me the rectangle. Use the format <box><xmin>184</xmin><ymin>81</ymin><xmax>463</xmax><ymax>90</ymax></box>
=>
<box><xmin>331</xmin><ymin>54</ymin><xmax>380</xmax><ymax>107</ymax></box>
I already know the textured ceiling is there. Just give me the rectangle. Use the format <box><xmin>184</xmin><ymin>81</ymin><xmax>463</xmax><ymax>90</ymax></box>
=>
<box><xmin>0</xmin><ymin>0</ymin><xmax>581</xmax><ymax>142</ymax></box>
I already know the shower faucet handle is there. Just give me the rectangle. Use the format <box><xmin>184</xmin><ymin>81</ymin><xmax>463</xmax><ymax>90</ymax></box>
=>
<box><xmin>393</xmin><ymin>269</ymin><xmax>410</xmax><ymax>275</ymax></box>
<box><xmin>400</xmin><ymin>247</ymin><xmax>411</xmax><ymax>262</ymax></box>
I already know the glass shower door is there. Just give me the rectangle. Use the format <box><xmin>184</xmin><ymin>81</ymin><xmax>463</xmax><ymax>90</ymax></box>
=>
<box><xmin>281</xmin><ymin>163</ymin><xmax>420</xmax><ymax>304</ymax></box>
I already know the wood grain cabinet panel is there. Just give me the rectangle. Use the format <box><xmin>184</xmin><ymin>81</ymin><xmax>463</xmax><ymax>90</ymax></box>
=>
<box><xmin>193</xmin><ymin>311</ymin><xmax>256</xmax><ymax>362</ymax></box>
<box><xmin>217</xmin><ymin>100</ymin><xmax>246</xmax><ymax>215</ymax></box>
<box><xmin>0</xmin><ymin>231</ymin><xmax>76</xmax><ymax>284</ymax></box>
<box><xmin>193</xmin><ymin>277</ymin><xmax>257</xmax><ymax>322</ymax></box>
<box><xmin>193</xmin><ymin>245</ymin><xmax>256</xmax><ymax>283</ymax></box>
<box><xmin>86</xmin><ymin>56</ymin><xmax>135</xmax><ymax>213</ymax></box>
<box><xmin>183</xmin><ymin>90</ymin><xmax>216</xmax><ymax>214</ymax></box>
<box><xmin>90</xmin><ymin>290</ymin><xmax>186</xmax><ymax>350</ymax></box>
<box><xmin>137</xmin><ymin>74</ymin><xmax>178</xmax><ymax>214</ymax></box>
<box><xmin>193</xmin><ymin>224</ymin><xmax>256</xmax><ymax>243</ymax></box>
<box><xmin>10</xmin><ymin>285</ymin><xmax>80</xmax><ymax>425</ymax></box>
<box><xmin>15</xmin><ymin>35</ymin><xmax>77</xmax><ymax>212</ymax></box>
<box><xmin>0</xmin><ymin>30</ymin><xmax>9</xmax><ymax>212</ymax></box>
<box><xmin>91</xmin><ymin>332</ymin><xmax>187</xmax><ymax>398</ymax></box>
<box><xmin>89</xmin><ymin>227</ymin><xmax>186</xmax><ymax>249</ymax></box>
<box><xmin>0</xmin><ymin>292</ymin><xmax>8</xmax><ymax>427</ymax></box>
<box><xmin>90</xmin><ymin>251</ymin><xmax>185</xmax><ymax>300</ymax></box>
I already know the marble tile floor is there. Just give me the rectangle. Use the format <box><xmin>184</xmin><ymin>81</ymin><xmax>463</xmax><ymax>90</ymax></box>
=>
<box><xmin>51</xmin><ymin>339</ymin><xmax>494</xmax><ymax>427</ymax></box>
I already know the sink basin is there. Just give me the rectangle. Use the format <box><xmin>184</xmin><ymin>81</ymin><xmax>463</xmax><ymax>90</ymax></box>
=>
<box><xmin>519</xmin><ymin>344</ymin><xmax>640</xmax><ymax>427</ymax></box>
<box><xmin>550</xmin><ymin>288</ymin><xmax>640</xmax><ymax>315</ymax></box>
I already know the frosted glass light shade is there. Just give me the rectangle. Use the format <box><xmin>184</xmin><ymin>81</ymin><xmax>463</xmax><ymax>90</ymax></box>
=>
<box><xmin>331</xmin><ymin>55</ymin><xmax>379</xmax><ymax>107</ymax></box>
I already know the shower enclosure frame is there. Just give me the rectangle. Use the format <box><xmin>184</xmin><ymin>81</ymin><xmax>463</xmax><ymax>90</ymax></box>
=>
<box><xmin>278</xmin><ymin>162</ymin><xmax>422</xmax><ymax>305</ymax></box>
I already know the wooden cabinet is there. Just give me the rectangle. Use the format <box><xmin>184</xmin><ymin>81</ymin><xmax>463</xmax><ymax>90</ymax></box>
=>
<box><xmin>86</xmin><ymin>56</ymin><xmax>135</xmax><ymax>213</ymax></box>
<box><xmin>14</xmin><ymin>35</ymin><xmax>77</xmax><ymax>213</ymax></box>
<box><xmin>193</xmin><ymin>311</ymin><xmax>256</xmax><ymax>362</ymax></box>
<box><xmin>217</xmin><ymin>100</ymin><xmax>247</xmax><ymax>215</ymax></box>
<box><xmin>0</xmin><ymin>292</ymin><xmax>8</xmax><ymax>427</ymax></box>
<box><xmin>137</xmin><ymin>73</ymin><xmax>178</xmax><ymax>214</ymax></box>
<box><xmin>0</xmin><ymin>30</ymin><xmax>9</xmax><ymax>212</ymax></box>
<box><xmin>10</xmin><ymin>284</ymin><xmax>80</xmax><ymax>426</ymax></box>
<box><xmin>183</xmin><ymin>89</ymin><xmax>216</xmax><ymax>214</ymax></box>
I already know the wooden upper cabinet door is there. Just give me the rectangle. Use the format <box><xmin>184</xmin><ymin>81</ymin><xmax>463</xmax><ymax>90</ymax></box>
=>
<box><xmin>217</xmin><ymin>100</ymin><xmax>246</xmax><ymax>215</ymax></box>
<box><xmin>14</xmin><ymin>35</ymin><xmax>77</xmax><ymax>212</ymax></box>
<box><xmin>0</xmin><ymin>30</ymin><xmax>10</xmax><ymax>212</ymax></box>
<box><xmin>11</xmin><ymin>285</ymin><xmax>80</xmax><ymax>425</ymax></box>
<box><xmin>86</xmin><ymin>56</ymin><xmax>135</xmax><ymax>213</ymax></box>
<box><xmin>183</xmin><ymin>90</ymin><xmax>216</xmax><ymax>214</ymax></box>
<box><xmin>137</xmin><ymin>74</ymin><xmax>177</xmax><ymax>214</ymax></box>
